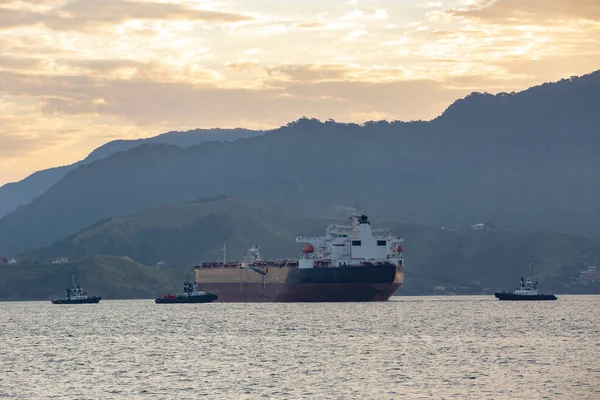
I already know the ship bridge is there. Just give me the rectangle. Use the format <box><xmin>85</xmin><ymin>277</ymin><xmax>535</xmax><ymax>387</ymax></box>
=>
<box><xmin>296</xmin><ymin>215</ymin><xmax>403</xmax><ymax>268</ymax></box>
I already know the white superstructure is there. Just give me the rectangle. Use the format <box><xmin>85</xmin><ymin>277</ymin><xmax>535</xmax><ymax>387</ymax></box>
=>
<box><xmin>296</xmin><ymin>215</ymin><xmax>404</xmax><ymax>269</ymax></box>
<box><xmin>183</xmin><ymin>281</ymin><xmax>208</xmax><ymax>297</ymax></box>
<box><xmin>63</xmin><ymin>276</ymin><xmax>91</xmax><ymax>300</ymax></box>
<box><xmin>513</xmin><ymin>277</ymin><xmax>539</xmax><ymax>295</ymax></box>
<box><xmin>512</xmin><ymin>263</ymin><xmax>540</xmax><ymax>295</ymax></box>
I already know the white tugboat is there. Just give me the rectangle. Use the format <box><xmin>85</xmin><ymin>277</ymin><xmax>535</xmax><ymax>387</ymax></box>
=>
<box><xmin>155</xmin><ymin>281</ymin><xmax>218</xmax><ymax>304</ymax></box>
<box><xmin>51</xmin><ymin>276</ymin><xmax>101</xmax><ymax>304</ymax></box>
<box><xmin>495</xmin><ymin>264</ymin><xmax>557</xmax><ymax>301</ymax></box>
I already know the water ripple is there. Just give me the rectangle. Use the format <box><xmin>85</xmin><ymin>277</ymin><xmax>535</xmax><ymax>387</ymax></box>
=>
<box><xmin>0</xmin><ymin>296</ymin><xmax>598</xmax><ymax>399</ymax></box>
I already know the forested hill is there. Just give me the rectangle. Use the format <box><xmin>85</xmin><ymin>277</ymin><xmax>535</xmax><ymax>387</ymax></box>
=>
<box><xmin>0</xmin><ymin>128</ymin><xmax>262</xmax><ymax>218</ymax></box>
<box><xmin>20</xmin><ymin>198</ymin><xmax>600</xmax><ymax>296</ymax></box>
<box><xmin>0</xmin><ymin>71</ymin><xmax>598</xmax><ymax>253</ymax></box>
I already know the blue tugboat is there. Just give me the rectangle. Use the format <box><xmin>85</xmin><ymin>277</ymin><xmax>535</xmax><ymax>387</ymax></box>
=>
<box><xmin>51</xmin><ymin>276</ymin><xmax>101</xmax><ymax>304</ymax></box>
<box><xmin>155</xmin><ymin>281</ymin><xmax>218</xmax><ymax>304</ymax></box>
<box><xmin>495</xmin><ymin>265</ymin><xmax>557</xmax><ymax>301</ymax></box>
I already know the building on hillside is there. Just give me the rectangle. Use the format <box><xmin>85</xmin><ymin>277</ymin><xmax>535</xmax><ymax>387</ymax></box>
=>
<box><xmin>0</xmin><ymin>257</ymin><xmax>7</xmax><ymax>264</ymax></box>
<box><xmin>471</xmin><ymin>223</ymin><xmax>485</xmax><ymax>231</ymax></box>
<box><xmin>8</xmin><ymin>258</ymin><xmax>17</xmax><ymax>265</ymax></box>
<box><xmin>432</xmin><ymin>286</ymin><xmax>446</xmax><ymax>294</ymax></box>
<box><xmin>576</xmin><ymin>266</ymin><xmax>600</xmax><ymax>284</ymax></box>
<box><xmin>51</xmin><ymin>257</ymin><xmax>69</xmax><ymax>264</ymax></box>
<box><xmin>156</xmin><ymin>261</ymin><xmax>168</xmax><ymax>269</ymax></box>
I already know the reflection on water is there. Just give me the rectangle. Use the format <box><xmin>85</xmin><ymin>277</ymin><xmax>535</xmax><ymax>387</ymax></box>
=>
<box><xmin>1</xmin><ymin>296</ymin><xmax>598</xmax><ymax>399</ymax></box>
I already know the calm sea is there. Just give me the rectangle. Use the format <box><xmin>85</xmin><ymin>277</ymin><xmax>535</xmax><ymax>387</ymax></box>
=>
<box><xmin>1</xmin><ymin>296</ymin><xmax>598</xmax><ymax>399</ymax></box>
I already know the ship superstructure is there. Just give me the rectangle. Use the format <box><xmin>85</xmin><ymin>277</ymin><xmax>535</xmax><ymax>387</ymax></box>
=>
<box><xmin>195</xmin><ymin>215</ymin><xmax>405</xmax><ymax>302</ymax></box>
<box><xmin>296</xmin><ymin>214</ymin><xmax>404</xmax><ymax>268</ymax></box>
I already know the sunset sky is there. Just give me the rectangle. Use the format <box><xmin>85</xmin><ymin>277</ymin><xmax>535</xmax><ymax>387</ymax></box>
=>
<box><xmin>1</xmin><ymin>0</ymin><xmax>599</xmax><ymax>185</ymax></box>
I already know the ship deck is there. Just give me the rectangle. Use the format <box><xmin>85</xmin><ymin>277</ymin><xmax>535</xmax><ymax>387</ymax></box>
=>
<box><xmin>195</xmin><ymin>260</ymin><xmax>399</xmax><ymax>269</ymax></box>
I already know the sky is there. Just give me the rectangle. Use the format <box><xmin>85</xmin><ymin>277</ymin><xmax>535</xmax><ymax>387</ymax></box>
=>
<box><xmin>1</xmin><ymin>0</ymin><xmax>599</xmax><ymax>185</ymax></box>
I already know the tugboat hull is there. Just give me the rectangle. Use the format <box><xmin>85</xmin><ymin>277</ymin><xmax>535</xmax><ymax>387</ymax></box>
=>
<box><xmin>51</xmin><ymin>296</ymin><xmax>102</xmax><ymax>304</ymax></box>
<box><xmin>494</xmin><ymin>292</ymin><xmax>557</xmax><ymax>301</ymax></box>
<box><xmin>155</xmin><ymin>293</ymin><xmax>218</xmax><ymax>304</ymax></box>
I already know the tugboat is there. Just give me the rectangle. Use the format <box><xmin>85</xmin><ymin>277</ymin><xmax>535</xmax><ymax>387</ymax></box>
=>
<box><xmin>155</xmin><ymin>281</ymin><xmax>218</xmax><ymax>304</ymax></box>
<box><xmin>495</xmin><ymin>264</ymin><xmax>557</xmax><ymax>301</ymax></box>
<box><xmin>51</xmin><ymin>276</ymin><xmax>101</xmax><ymax>304</ymax></box>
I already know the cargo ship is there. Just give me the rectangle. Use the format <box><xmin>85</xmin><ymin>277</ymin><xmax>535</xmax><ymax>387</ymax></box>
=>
<box><xmin>194</xmin><ymin>215</ymin><xmax>404</xmax><ymax>302</ymax></box>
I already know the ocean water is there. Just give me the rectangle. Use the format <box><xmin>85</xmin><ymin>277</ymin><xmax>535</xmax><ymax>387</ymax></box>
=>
<box><xmin>0</xmin><ymin>296</ymin><xmax>598</xmax><ymax>399</ymax></box>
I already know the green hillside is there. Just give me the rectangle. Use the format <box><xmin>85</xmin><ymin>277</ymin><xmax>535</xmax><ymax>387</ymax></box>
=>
<box><xmin>28</xmin><ymin>197</ymin><xmax>327</xmax><ymax>268</ymax></box>
<box><xmin>19</xmin><ymin>197</ymin><xmax>600</xmax><ymax>296</ymax></box>
<box><xmin>0</xmin><ymin>255</ymin><xmax>185</xmax><ymax>301</ymax></box>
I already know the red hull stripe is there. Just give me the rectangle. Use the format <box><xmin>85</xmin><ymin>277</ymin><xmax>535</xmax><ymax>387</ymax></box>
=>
<box><xmin>196</xmin><ymin>283</ymin><xmax>402</xmax><ymax>302</ymax></box>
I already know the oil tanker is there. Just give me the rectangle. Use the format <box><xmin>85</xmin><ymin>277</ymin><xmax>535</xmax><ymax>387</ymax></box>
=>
<box><xmin>194</xmin><ymin>215</ymin><xmax>404</xmax><ymax>302</ymax></box>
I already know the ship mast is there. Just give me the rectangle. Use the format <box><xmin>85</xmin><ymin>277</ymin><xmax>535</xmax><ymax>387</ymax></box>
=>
<box><xmin>528</xmin><ymin>261</ymin><xmax>537</xmax><ymax>281</ymax></box>
<box><xmin>352</xmin><ymin>201</ymin><xmax>361</xmax><ymax>216</ymax></box>
<box><xmin>222</xmin><ymin>243</ymin><xmax>227</xmax><ymax>265</ymax></box>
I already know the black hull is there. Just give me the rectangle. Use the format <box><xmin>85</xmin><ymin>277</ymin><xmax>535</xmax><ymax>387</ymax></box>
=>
<box><xmin>494</xmin><ymin>292</ymin><xmax>557</xmax><ymax>301</ymax></box>
<box><xmin>196</xmin><ymin>264</ymin><xmax>404</xmax><ymax>302</ymax></box>
<box><xmin>51</xmin><ymin>296</ymin><xmax>102</xmax><ymax>304</ymax></box>
<box><xmin>155</xmin><ymin>294</ymin><xmax>218</xmax><ymax>304</ymax></box>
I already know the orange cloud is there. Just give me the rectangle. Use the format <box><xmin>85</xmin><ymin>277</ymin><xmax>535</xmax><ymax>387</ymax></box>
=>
<box><xmin>0</xmin><ymin>0</ymin><xmax>253</xmax><ymax>31</ymax></box>
<box><xmin>450</xmin><ymin>0</ymin><xmax>600</xmax><ymax>24</ymax></box>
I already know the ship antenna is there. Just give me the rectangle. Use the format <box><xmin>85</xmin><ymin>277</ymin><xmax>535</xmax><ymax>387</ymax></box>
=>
<box><xmin>223</xmin><ymin>243</ymin><xmax>227</xmax><ymax>265</ymax></box>
<box><xmin>71</xmin><ymin>275</ymin><xmax>76</xmax><ymax>287</ymax></box>
<box><xmin>352</xmin><ymin>201</ymin><xmax>361</xmax><ymax>216</ymax></box>
<box><xmin>528</xmin><ymin>262</ymin><xmax>534</xmax><ymax>279</ymax></box>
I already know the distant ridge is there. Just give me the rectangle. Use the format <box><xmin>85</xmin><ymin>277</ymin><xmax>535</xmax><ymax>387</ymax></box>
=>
<box><xmin>0</xmin><ymin>128</ymin><xmax>262</xmax><ymax>218</ymax></box>
<box><xmin>436</xmin><ymin>70</ymin><xmax>600</xmax><ymax>127</ymax></box>
<box><xmin>0</xmin><ymin>70</ymin><xmax>598</xmax><ymax>253</ymax></box>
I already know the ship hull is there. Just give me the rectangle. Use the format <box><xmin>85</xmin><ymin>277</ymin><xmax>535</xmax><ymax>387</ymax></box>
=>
<box><xmin>195</xmin><ymin>264</ymin><xmax>403</xmax><ymax>302</ymax></box>
<box><xmin>494</xmin><ymin>292</ymin><xmax>557</xmax><ymax>301</ymax></box>
<box><xmin>51</xmin><ymin>296</ymin><xmax>102</xmax><ymax>304</ymax></box>
<box><xmin>155</xmin><ymin>294</ymin><xmax>218</xmax><ymax>304</ymax></box>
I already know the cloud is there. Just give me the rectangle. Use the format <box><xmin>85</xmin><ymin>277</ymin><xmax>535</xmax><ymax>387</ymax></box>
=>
<box><xmin>60</xmin><ymin>58</ymin><xmax>222</xmax><ymax>82</ymax></box>
<box><xmin>0</xmin><ymin>68</ymin><xmax>463</xmax><ymax>130</ymax></box>
<box><xmin>225</xmin><ymin>58</ymin><xmax>262</xmax><ymax>72</ymax></box>
<box><xmin>0</xmin><ymin>0</ymin><xmax>254</xmax><ymax>31</ymax></box>
<box><xmin>418</xmin><ymin>1</ymin><xmax>443</xmax><ymax>7</ymax></box>
<box><xmin>264</xmin><ymin>63</ymin><xmax>411</xmax><ymax>83</ymax></box>
<box><xmin>61</xmin><ymin>58</ymin><xmax>142</xmax><ymax>73</ymax></box>
<box><xmin>1</xmin><ymin>0</ymin><xmax>599</xmax><ymax>185</ymax></box>
<box><xmin>0</xmin><ymin>106</ymin><xmax>95</xmax><ymax>162</ymax></box>
<box><xmin>341</xmin><ymin>9</ymin><xmax>389</xmax><ymax>21</ymax></box>
<box><xmin>449</xmin><ymin>0</ymin><xmax>600</xmax><ymax>24</ymax></box>
<box><xmin>0</xmin><ymin>55</ymin><xmax>48</xmax><ymax>71</ymax></box>
<box><xmin>0</xmin><ymin>122</ymin><xmax>55</xmax><ymax>157</ymax></box>
<box><xmin>292</xmin><ymin>22</ymin><xmax>327</xmax><ymax>29</ymax></box>
<box><xmin>0</xmin><ymin>111</ymin><xmax>154</xmax><ymax>186</ymax></box>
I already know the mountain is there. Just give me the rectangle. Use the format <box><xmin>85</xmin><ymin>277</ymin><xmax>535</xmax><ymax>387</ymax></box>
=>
<box><xmin>0</xmin><ymin>165</ymin><xmax>72</xmax><ymax>220</ymax></box>
<box><xmin>0</xmin><ymin>71</ymin><xmax>599</xmax><ymax>253</ymax></box>
<box><xmin>18</xmin><ymin>198</ymin><xmax>600</xmax><ymax>296</ymax></box>
<box><xmin>0</xmin><ymin>255</ymin><xmax>185</xmax><ymax>301</ymax></box>
<box><xmin>27</xmin><ymin>197</ymin><xmax>326</xmax><ymax>267</ymax></box>
<box><xmin>0</xmin><ymin>128</ymin><xmax>262</xmax><ymax>218</ymax></box>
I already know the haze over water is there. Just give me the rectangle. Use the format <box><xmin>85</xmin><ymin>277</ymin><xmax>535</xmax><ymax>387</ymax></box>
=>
<box><xmin>1</xmin><ymin>296</ymin><xmax>598</xmax><ymax>399</ymax></box>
